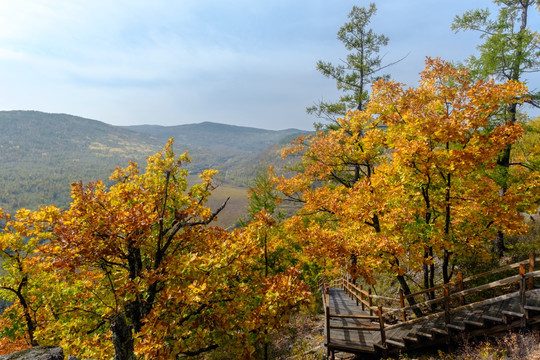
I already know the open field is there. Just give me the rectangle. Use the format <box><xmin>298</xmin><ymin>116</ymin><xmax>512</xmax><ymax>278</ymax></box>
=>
<box><xmin>208</xmin><ymin>183</ymin><xmax>249</xmax><ymax>229</ymax></box>
<box><xmin>188</xmin><ymin>175</ymin><xmax>249</xmax><ymax>229</ymax></box>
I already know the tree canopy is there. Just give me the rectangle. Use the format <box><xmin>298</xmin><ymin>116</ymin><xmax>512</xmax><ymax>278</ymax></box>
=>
<box><xmin>0</xmin><ymin>140</ymin><xmax>309</xmax><ymax>359</ymax></box>
<box><xmin>275</xmin><ymin>58</ymin><xmax>531</xmax><ymax>301</ymax></box>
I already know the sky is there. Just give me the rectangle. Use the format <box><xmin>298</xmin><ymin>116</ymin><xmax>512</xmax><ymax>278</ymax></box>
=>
<box><xmin>0</xmin><ymin>1</ymin><xmax>538</xmax><ymax>131</ymax></box>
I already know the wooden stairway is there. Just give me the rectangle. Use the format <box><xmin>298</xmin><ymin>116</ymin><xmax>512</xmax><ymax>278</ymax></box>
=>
<box><xmin>321</xmin><ymin>255</ymin><xmax>540</xmax><ymax>359</ymax></box>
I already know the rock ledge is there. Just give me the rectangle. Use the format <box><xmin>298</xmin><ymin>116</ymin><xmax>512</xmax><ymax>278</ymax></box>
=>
<box><xmin>0</xmin><ymin>346</ymin><xmax>63</xmax><ymax>360</ymax></box>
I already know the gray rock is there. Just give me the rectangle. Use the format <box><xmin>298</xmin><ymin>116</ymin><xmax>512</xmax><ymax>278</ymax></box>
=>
<box><xmin>0</xmin><ymin>346</ymin><xmax>63</xmax><ymax>360</ymax></box>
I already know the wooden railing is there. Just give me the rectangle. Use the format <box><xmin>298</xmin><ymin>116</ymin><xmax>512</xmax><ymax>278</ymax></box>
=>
<box><xmin>388</xmin><ymin>253</ymin><xmax>539</xmax><ymax>322</ymax></box>
<box><xmin>322</xmin><ymin>252</ymin><xmax>540</xmax><ymax>350</ymax></box>
<box><xmin>319</xmin><ymin>276</ymin><xmax>386</xmax><ymax>348</ymax></box>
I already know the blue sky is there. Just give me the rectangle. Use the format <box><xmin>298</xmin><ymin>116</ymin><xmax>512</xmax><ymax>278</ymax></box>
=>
<box><xmin>0</xmin><ymin>1</ymin><xmax>537</xmax><ymax>130</ymax></box>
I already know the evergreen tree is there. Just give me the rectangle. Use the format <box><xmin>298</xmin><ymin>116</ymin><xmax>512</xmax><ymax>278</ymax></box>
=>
<box><xmin>307</xmin><ymin>3</ymin><xmax>404</xmax><ymax>129</ymax></box>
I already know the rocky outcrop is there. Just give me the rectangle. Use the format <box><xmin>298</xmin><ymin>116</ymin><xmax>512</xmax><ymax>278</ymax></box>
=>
<box><xmin>0</xmin><ymin>346</ymin><xmax>63</xmax><ymax>360</ymax></box>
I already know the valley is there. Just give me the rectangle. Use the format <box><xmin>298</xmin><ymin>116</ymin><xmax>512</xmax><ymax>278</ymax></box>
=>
<box><xmin>0</xmin><ymin>110</ymin><xmax>308</xmax><ymax>227</ymax></box>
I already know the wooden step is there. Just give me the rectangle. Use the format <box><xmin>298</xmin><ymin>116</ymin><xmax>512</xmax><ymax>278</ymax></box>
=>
<box><xmin>525</xmin><ymin>305</ymin><xmax>540</xmax><ymax>312</ymax></box>
<box><xmin>403</xmin><ymin>335</ymin><xmax>419</xmax><ymax>343</ymax></box>
<box><xmin>385</xmin><ymin>339</ymin><xmax>406</xmax><ymax>348</ymax></box>
<box><xmin>464</xmin><ymin>319</ymin><xmax>484</xmax><ymax>328</ymax></box>
<box><xmin>417</xmin><ymin>331</ymin><xmax>433</xmax><ymax>339</ymax></box>
<box><xmin>447</xmin><ymin>323</ymin><xmax>466</xmax><ymax>331</ymax></box>
<box><xmin>482</xmin><ymin>314</ymin><xmax>504</xmax><ymax>323</ymax></box>
<box><xmin>502</xmin><ymin>310</ymin><xmax>525</xmax><ymax>318</ymax></box>
<box><xmin>432</xmin><ymin>327</ymin><xmax>448</xmax><ymax>336</ymax></box>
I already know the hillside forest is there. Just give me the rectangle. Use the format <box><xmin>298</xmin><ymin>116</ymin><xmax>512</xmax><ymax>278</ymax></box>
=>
<box><xmin>1</xmin><ymin>1</ymin><xmax>540</xmax><ymax>359</ymax></box>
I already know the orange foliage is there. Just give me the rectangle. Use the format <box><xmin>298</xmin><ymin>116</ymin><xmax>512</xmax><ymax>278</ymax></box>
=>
<box><xmin>0</xmin><ymin>336</ymin><xmax>29</xmax><ymax>355</ymax></box>
<box><xmin>275</xmin><ymin>58</ymin><xmax>530</xmax><ymax>284</ymax></box>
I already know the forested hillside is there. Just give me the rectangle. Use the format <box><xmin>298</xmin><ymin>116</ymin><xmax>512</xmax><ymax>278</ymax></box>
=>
<box><xmin>0</xmin><ymin>111</ymin><xmax>163</xmax><ymax>211</ymax></box>
<box><xmin>0</xmin><ymin>111</ymin><xmax>306</xmax><ymax>222</ymax></box>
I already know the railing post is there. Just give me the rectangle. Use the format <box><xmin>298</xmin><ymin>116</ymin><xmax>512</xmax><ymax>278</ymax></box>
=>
<box><xmin>378</xmin><ymin>306</ymin><xmax>386</xmax><ymax>352</ymax></box>
<box><xmin>369</xmin><ymin>288</ymin><xmax>373</xmax><ymax>316</ymax></box>
<box><xmin>520</xmin><ymin>263</ymin><xmax>527</xmax><ymax>327</ymax></box>
<box><xmin>360</xmin><ymin>284</ymin><xmax>365</xmax><ymax>311</ymax></box>
<box><xmin>325</xmin><ymin>287</ymin><xmax>331</xmax><ymax>346</ymax></box>
<box><xmin>444</xmin><ymin>285</ymin><xmax>450</xmax><ymax>326</ymax></box>
<box><xmin>458</xmin><ymin>272</ymin><xmax>464</xmax><ymax>306</ymax></box>
<box><xmin>529</xmin><ymin>251</ymin><xmax>535</xmax><ymax>291</ymax></box>
<box><xmin>399</xmin><ymin>289</ymin><xmax>406</xmax><ymax>322</ymax></box>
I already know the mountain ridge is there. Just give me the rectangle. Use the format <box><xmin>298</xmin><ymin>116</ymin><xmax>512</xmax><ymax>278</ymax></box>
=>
<box><xmin>0</xmin><ymin>110</ymin><xmax>308</xmax><ymax>225</ymax></box>
<box><xmin>121</xmin><ymin>122</ymin><xmax>306</xmax><ymax>153</ymax></box>
<box><xmin>125</xmin><ymin>120</ymin><xmax>304</xmax><ymax>133</ymax></box>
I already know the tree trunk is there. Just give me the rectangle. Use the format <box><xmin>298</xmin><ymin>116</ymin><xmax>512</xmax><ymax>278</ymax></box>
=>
<box><xmin>422</xmin><ymin>247</ymin><xmax>435</xmax><ymax>300</ymax></box>
<box><xmin>494</xmin><ymin>141</ymin><xmax>512</xmax><ymax>256</ymax></box>
<box><xmin>423</xmin><ymin>247</ymin><xmax>436</xmax><ymax>311</ymax></box>
<box><xmin>17</xmin><ymin>292</ymin><xmax>38</xmax><ymax>346</ymax></box>
<box><xmin>350</xmin><ymin>253</ymin><xmax>357</xmax><ymax>285</ymax></box>
<box><xmin>111</xmin><ymin>313</ymin><xmax>136</xmax><ymax>360</ymax></box>
<box><xmin>442</xmin><ymin>168</ymin><xmax>452</xmax><ymax>283</ymax></box>
<box><xmin>442</xmin><ymin>249</ymin><xmax>452</xmax><ymax>284</ymax></box>
<box><xmin>494</xmin><ymin>229</ymin><xmax>506</xmax><ymax>257</ymax></box>
<box><xmin>492</xmin><ymin>0</ymin><xmax>528</xmax><ymax>255</ymax></box>
<box><xmin>396</xmin><ymin>274</ymin><xmax>423</xmax><ymax>317</ymax></box>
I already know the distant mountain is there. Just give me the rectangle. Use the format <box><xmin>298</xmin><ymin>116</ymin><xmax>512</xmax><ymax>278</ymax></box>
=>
<box><xmin>122</xmin><ymin>122</ymin><xmax>305</xmax><ymax>152</ymax></box>
<box><xmin>0</xmin><ymin>111</ymin><xmax>164</xmax><ymax>211</ymax></box>
<box><xmin>0</xmin><ymin>111</ymin><xmax>308</xmax><ymax>226</ymax></box>
<box><xmin>122</xmin><ymin>122</ymin><xmax>309</xmax><ymax>183</ymax></box>
<box><xmin>0</xmin><ymin>111</ymin><xmax>163</xmax><ymax>162</ymax></box>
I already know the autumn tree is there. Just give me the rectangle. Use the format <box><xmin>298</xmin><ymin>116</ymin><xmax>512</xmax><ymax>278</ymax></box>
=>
<box><xmin>240</xmin><ymin>166</ymin><xmax>313</xmax><ymax>359</ymax></box>
<box><xmin>0</xmin><ymin>206</ymin><xmax>62</xmax><ymax>352</ymax></box>
<box><xmin>452</xmin><ymin>0</ymin><xmax>540</xmax><ymax>254</ymax></box>
<box><xmin>13</xmin><ymin>140</ymin><xmax>310</xmax><ymax>359</ymax></box>
<box><xmin>375</xmin><ymin>59</ymin><xmax>529</xmax><ymax>285</ymax></box>
<box><xmin>0</xmin><ymin>208</ymin><xmax>40</xmax><ymax>351</ymax></box>
<box><xmin>307</xmin><ymin>2</ymin><xmax>403</xmax><ymax>127</ymax></box>
<box><xmin>246</xmin><ymin>168</ymin><xmax>281</xmax><ymax>278</ymax></box>
<box><xmin>275</xmin><ymin>58</ymin><xmax>528</xmax><ymax>309</ymax></box>
<box><xmin>302</xmin><ymin>3</ymin><xmax>407</xmax><ymax>289</ymax></box>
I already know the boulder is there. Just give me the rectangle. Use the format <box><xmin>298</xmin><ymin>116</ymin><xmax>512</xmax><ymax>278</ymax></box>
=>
<box><xmin>0</xmin><ymin>346</ymin><xmax>63</xmax><ymax>360</ymax></box>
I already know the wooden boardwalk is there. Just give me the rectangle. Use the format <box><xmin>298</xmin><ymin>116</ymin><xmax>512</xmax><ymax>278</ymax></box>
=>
<box><xmin>322</xmin><ymin>255</ymin><xmax>540</xmax><ymax>359</ymax></box>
